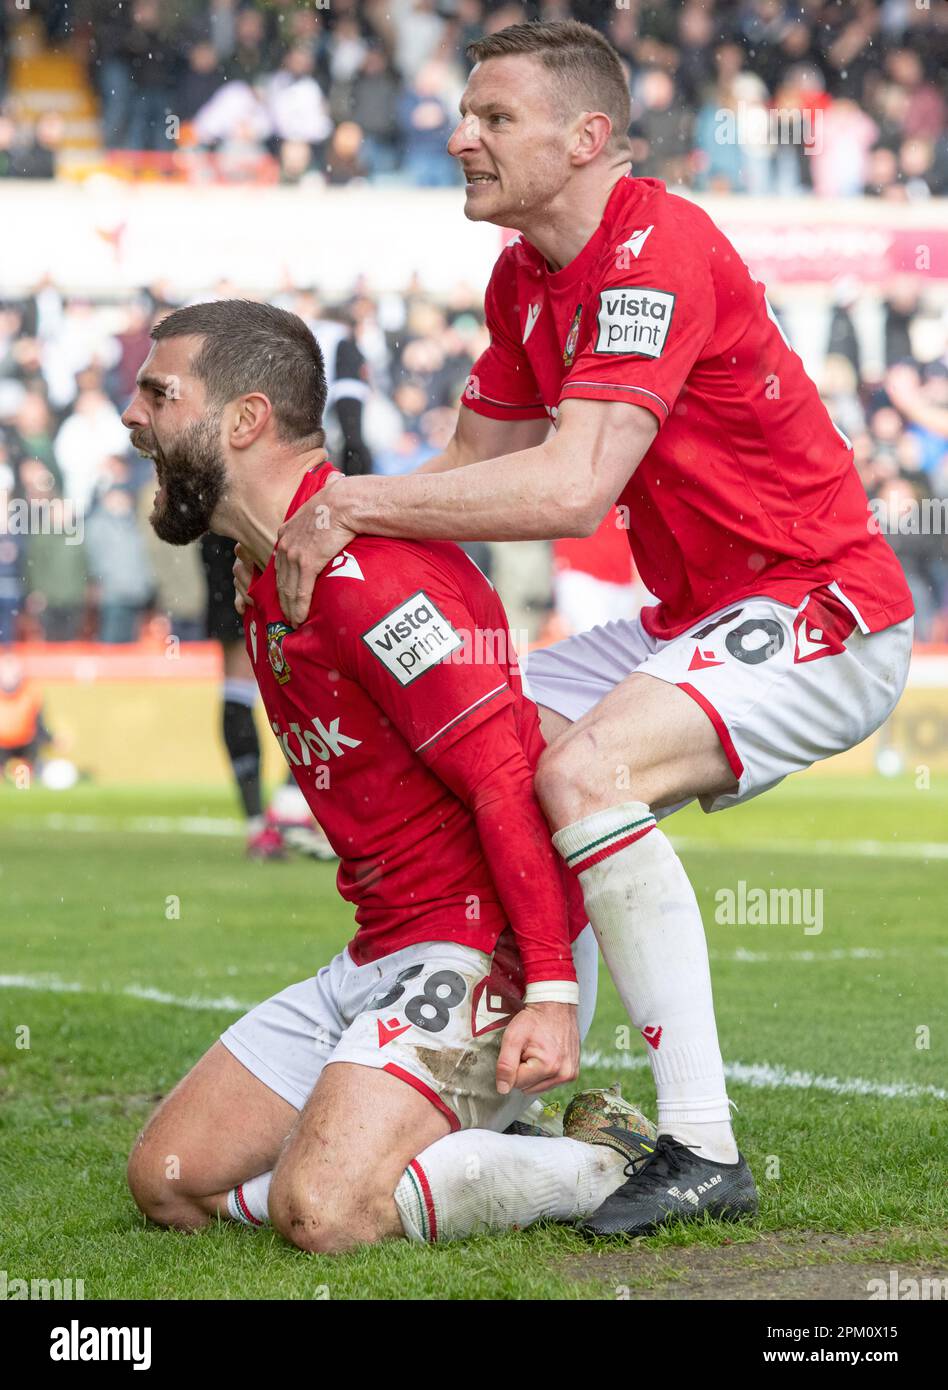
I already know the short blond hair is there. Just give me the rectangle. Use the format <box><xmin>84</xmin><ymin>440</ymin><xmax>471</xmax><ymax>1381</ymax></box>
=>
<box><xmin>467</xmin><ymin>19</ymin><xmax>631</xmax><ymax>154</ymax></box>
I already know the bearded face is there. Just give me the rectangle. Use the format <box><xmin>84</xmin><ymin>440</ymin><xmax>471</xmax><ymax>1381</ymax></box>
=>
<box><xmin>133</xmin><ymin>412</ymin><xmax>229</xmax><ymax>545</ymax></box>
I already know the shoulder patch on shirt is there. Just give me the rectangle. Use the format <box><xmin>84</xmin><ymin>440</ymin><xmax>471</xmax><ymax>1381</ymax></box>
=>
<box><xmin>326</xmin><ymin>550</ymin><xmax>364</xmax><ymax>581</ymax></box>
<box><xmin>594</xmin><ymin>286</ymin><xmax>676</xmax><ymax>359</ymax></box>
<box><xmin>361</xmin><ymin>590</ymin><xmax>463</xmax><ymax>686</ymax></box>
<box><xmin>618</xmin><ymin>225</ymin><xmax>654</xmax><ymax>260</ymax></box>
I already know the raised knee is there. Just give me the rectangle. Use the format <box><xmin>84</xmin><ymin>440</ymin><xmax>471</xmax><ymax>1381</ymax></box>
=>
<box><xmin>535</xmin><ymin>736</ymin><xmax>598</xmax><ymax>825</ymax></box>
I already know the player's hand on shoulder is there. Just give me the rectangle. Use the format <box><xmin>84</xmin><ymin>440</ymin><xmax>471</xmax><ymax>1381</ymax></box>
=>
<box><xmin>276</xmin><ymin>473</ymin><xmax>356</xmax><ymax>627</ymax></box>
<box><xmin>495</xmin><ymin>1000</ymin><xmax>580</xmax><ymax>1097</ymax></box>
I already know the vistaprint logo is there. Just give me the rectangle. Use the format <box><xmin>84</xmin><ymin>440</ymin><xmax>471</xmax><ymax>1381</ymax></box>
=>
<box><xmin>49</xmin><ymin>1320</ymin><xmax>152</xmax><ymax>1370</ymax></box>
<box><xmin>363</xmin><ymin>591</ymin><xmax>463</xmax><ymax>685</ymax></box>
<box><xmin>1</xmin><ymin>1267</ymin><xmax>85</xmax><ymax>1300</ymax></box>
<box><xmin>594</xmin><ymin>287</ymin><xmax>675</xmax><ymax>358</ymax></box>
<box><xmin>361</xmin><ymin>593</ymin><xmax>530</xmax><ymax>687</ymax></box>
<box><xmin>714</xmin><ymin>880</ymin><xmax>824</xmax><ymax>935</ymax></box>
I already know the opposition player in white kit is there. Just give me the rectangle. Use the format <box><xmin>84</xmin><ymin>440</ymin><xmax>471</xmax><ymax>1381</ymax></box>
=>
<box><xmin>254</xmin><ymin>21</ymin><xmax>915</xmax><ymax>1236</ymax></box>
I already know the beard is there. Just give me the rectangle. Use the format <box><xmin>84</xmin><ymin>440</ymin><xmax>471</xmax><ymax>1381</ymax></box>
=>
<box><xmin>137</xmin><ymin>415</ymin><xmax>228</xmax><ymax>546</ymax></box>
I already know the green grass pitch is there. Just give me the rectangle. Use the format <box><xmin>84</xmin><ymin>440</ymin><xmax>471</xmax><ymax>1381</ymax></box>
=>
<box><xmin>1</xmin><ymin>775</ymin><xmax>945</xmax><ymax>1300</ymax></box>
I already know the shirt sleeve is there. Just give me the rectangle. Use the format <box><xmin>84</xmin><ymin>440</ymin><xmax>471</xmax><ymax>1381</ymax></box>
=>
<box><xmin>426</xmin><ymin>708</ymin><xmax>577</xmax><ymax>986</ymax></box>
<box><xmin>326</xmin><ymin>553</ymin><xmax>517</xmax><ymax>762</ymax></box>
<box><xmin>559</xmin><ymin>237</ymin><xmax>715</xmax><ymax>427</ymax></box>
<box><xmin>323</xmin><ymin>547</ymin><xmax>576</xmax><ymax>984</ymax></box>
<box><xmin>460</xmin><ymin>253</ymin><xmax>548</xmax><ymax>423</ymax></box>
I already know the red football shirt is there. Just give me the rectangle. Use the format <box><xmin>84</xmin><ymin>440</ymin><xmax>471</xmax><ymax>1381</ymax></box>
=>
<box><xmin>554</xmin><ymin>507</ymin><xmax>637</xmax><ymax>586</ymax></box>
<box><xmin>245</xmin><ymin>464</ymin><xmax>584</xmax><ymax>977</ymax></box>
<box><xmin>462</xmin><ymin>175</ymin><xmax>913</xmax><ymax>641</ymax></box>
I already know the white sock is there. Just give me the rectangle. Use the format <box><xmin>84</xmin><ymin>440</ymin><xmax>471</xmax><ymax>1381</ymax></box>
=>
<box><xmin>553</xmin><ymin>802</ymin><xmax>738</xmax><ymax>1163</ymax></box>
<box><xmin>225</xmin><ymin>1134</ymin><xmax>624</xmax><ymax>1244</ymax></box>
<box><xmin>227</xmin><ymin>1171</ymin><xmax>272</xmax><ymax>1226</ymax></box>
<box><xmin>393</xmin><ymin>1130</ymin><xmax>625</xmax><ymax>1243</ymax></box>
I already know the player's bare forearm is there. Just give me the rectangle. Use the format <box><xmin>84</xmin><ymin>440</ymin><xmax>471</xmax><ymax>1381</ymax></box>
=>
<box><xmin>273</xmin><ymin>399</ymin><xmax>655</xmax><ymax>625</ymax></box>
<box><xmin>334</xmin><ymin>396</ymin><xmax>656</xmax><ymax>541</ymax></box>
<box><xmin>334</xmin><ymin>441</ymin><xmax>591</xmax><ymax>542</ymax></box>
<box><xmin>409</xmin><ymin>451</ymin><xmax>457</xmax><ymax>475</ymax></box>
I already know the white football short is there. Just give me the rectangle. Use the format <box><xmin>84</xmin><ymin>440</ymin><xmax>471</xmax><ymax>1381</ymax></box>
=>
<box><xmin>523</xmin><ymin>593</ymin><xmax>913</xmax><ymax>813</ymax></box>
<box><xmin>221</xmin><ymin>924</ymin><xmax>598</xmax><ymax>1133</ymax></box>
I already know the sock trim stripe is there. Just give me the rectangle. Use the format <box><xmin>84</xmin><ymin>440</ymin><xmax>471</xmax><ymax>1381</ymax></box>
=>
<box><xmin>564</xmin><ymin>815</ymin><xmax>655</xmax><ymax>865</ymax></box>
<box><xmin>408</xmin><ymin>1159</ymin><xmax>438</xmax><ymax>1243</ymax></box>
<box><xmin>570</xmin><ymin>821</ymin><xmax>656</xmax><ymax>872</ymax></box>
<box><xmin>234</xmin><ymin>1183</ymin><xmax>263</xmax><ymax>1227</ymax></box>
<box><xmin>402</xmin><ymin>1165</ymin><xmax>429</xmax><ymax>1241</ymax></box>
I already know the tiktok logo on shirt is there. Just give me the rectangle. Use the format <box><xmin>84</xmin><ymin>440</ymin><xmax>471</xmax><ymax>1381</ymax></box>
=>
<box><xmin>269</xmin><ymin>713</ymin><xmax>362</xmax><ymax>768</ymax></box>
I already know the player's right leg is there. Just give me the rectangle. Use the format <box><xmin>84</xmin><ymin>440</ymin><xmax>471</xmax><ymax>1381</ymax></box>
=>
<box><xmin>126</xmin><ymin>1042</ymin><xmax>297</xmax><ymax>1230</ymax></box>
<box><xmin>527</xmin><ymin>620</ymin><xmax>740</xmax><ymax>1172</ymax></box>
<box><xmin>128</xmin><ymin>945</ymin><xmax>359</xmax><ymax>1230</ymax></box>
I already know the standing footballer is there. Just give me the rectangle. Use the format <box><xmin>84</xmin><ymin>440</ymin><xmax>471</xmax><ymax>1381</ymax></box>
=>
<box><xmin>256</xmin><ymin>20</ymin><xmax>914</xmax><ymax>1236</ymax></box>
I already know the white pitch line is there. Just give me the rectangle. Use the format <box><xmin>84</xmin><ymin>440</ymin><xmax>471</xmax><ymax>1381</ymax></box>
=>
<box><xmin>36</xmin><ymin>813</ymin><xmax>244</xmax><ymax>837</ymax></box>
<box><xmin>1</xmin><ymin>973</ymin><xmax>944</xmax><ymax>1105</ymax></box>
<box><xmin>672</xmin><ymin>835</ymin><xmax>948</xmax><ymax>861</ymax></box>
<box><xmin>11</xmin><ymin>813</ymin><xmax>947</xmax><ymax>861</ymax></box>
<box><xmin>710</xmin><ymin>947</ymin><xmax>948</xmax><ymax>963</ymax></box>
<box><xmin>0</xmin><ymin>974</ymin><xmax>252</xmax><ymax>1012</ymax></box>
<box><xmin>713</xmin><ymin>947</ymin><xmax>885</xmax><ymax>963</ymax></box>
<box><xmin>578</xmin><ymin>1050</ymin><xmax>948</xmax><ymax>1104</ymax></box>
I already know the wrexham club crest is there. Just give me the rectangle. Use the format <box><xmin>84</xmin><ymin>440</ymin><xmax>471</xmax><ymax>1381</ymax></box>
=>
<box><xmin>563</xmin><ymin>302</ymin><xmax>583</xmax><ymax>366</ymax></box>
<box><xmin>267</xmin><ymin>622</ymin><xmax>293</xmax><ymax>684</ymax></box>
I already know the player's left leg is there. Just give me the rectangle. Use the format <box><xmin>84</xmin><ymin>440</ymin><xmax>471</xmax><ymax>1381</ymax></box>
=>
<box><xmin>537</xmin><ymin>670</ymin><xmax>744</xmax><ymax>1176</ymax></box>
<box><xmin>267</xmin><ymin>1061</ymin><xmax>449</xmax><ymax>1252</ymax></box>
<box><xmin>241</xmin><ymin>1065</ymin><xmax>649</xmax><ymax>1253</ymax></box>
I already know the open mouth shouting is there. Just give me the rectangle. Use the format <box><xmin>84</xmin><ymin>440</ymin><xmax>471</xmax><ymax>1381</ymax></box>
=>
<box><xmin>463</xmin><ymin>169</ymin><xmax>498</xmax><ymax>189</ymax></box>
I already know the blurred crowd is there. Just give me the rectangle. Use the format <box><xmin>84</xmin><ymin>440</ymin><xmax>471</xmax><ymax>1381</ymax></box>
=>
<box><xmin>0</xmin><ymin>0</ymin><xmax>945</xmax><ymax>195</ymax></box>
<box><xmin>1</xmin><ymin>274</ymin><xmax>947</xmax><ymax>648</ymax></box>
